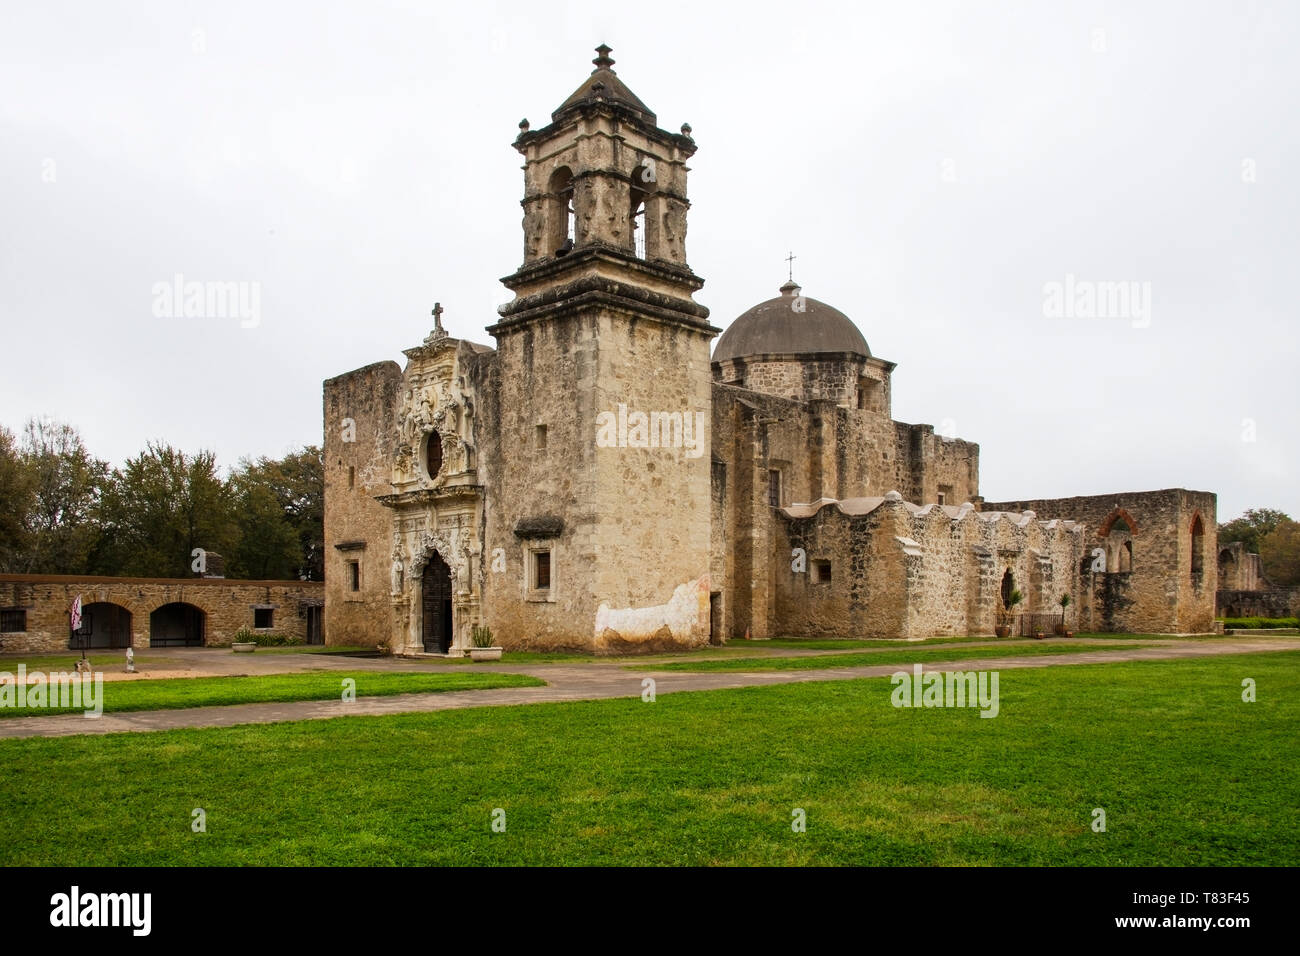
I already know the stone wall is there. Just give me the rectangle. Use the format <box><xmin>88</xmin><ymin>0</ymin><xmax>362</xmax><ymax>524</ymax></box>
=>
<box><xmin>0</xmin><ymin>574</ymin><xmax>323</xmax><ymax>654</ymax></box>
<box><xmin>1216</xmin><ymin>589</ymin><xmax>1300</xmax><ymax>618</ymax></box>
<box><xmin>981</xmin><ymin>488</ymin><xmax>1218</xmax><ymax>633</ymax></box>
<box><xmin>322</xmin><ymin>360</ymin><xmax>402</xmax><ymax>647</ymax></box>
<box><xmin>773</xmin><ymin>497</ymin><xmax>1082</xmax><ymax>639</ymax></box>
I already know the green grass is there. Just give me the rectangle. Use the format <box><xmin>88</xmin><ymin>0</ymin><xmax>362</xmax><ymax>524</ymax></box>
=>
<box><xmin>0</xmin><ymin>652</ymin><xmax>1295</xmax><ymax>865</ymax></box>
<box><xmin>638</xmin><ymin>641</ymin><xmax>1149</xmax><ymax>672</ymax></box>
<box><xmin>0</xmin><ymin>653</ymin><xmax>165</xmax><ymax>673</ymax></box>
<box><xmin>0</xmin><ymin>671</ymin><xmax>543</xmax><ymax>718</ymax></box>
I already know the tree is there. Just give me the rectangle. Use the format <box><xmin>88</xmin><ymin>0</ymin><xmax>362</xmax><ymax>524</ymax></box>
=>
<box><xmin>228</xmin><ymin>446</ymin><xmax>323</xmax><ymax>580</ymax></box>
<box><xmin>0</xmin><ymin>425</ymin><xmax>34</xmax><ymax>571</ymax></box>
<box><xmin>1259</xmin><ymin>518</ymin><xmax>1300</xmax><ymax>589</ymax></box>
<box><xmin>1218</xmin><ymin>508</ymin><xmax>1290</xmax><ymax>556</ymax></box>
<box><xmin>93</xmin><ymin>442</ymin><xmax>237</xmax><ymax>577</ymax></box>
<box><xmin>17</xmin><ymin>417</ymin><xmax>107</xmax><ymax>573</ymax></box>
<box><xmin>227</xmin><ymin>467</ymin><xmax>300</xmax><ymax>580</ymax></box>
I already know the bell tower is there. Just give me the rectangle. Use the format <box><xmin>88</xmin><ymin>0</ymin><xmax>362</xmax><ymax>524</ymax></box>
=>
<box><xmin>484</xmin><ymin>45</ymin><xmax>719</xmax><ymax>650</ymax></box>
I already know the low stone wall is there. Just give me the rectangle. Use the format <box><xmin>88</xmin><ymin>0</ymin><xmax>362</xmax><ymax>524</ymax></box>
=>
<box><xmin>0</xmin><ymin>575</ymin><xmax>324</xmax><ymax>654</ymax></box>
<box><xmin>1217</xmin><ymin>588</ymin><xmax>1300</xmax><ymax>619</ymax></box>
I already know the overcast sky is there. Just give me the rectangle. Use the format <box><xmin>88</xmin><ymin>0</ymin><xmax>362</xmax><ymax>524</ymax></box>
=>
<box><xmin>2</xmin><ymin>0</ymin><xmax>1295</xmax><ymax>523</ymax></box>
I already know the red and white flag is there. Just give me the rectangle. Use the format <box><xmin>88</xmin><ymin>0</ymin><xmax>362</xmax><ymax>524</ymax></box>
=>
<box><xmin>70</xmin><ymin>595</ymin><xmax>82</xmax><ymax>632</ymax></box>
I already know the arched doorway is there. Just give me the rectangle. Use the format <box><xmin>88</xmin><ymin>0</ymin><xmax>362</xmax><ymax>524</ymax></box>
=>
<box><xmin>150</xmin><ymin>603</ymin><xmax>205</xmax><ymax>647</ymax></box>
<box><xmin>71</xmin><ymin>602</ymin><xmax>132</xmax><ymax>650</ymax></box>
<box><xmin>422</xmin><ymin>553</ymin><xmax>454</xmax><ymax>654</ymax></box>
<box><xmin>1000</xmin><ymin>569</ymin><xmax>1015</xmax><ymax>607</ymax></box>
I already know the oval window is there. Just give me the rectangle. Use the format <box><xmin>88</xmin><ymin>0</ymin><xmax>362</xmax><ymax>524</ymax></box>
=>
<box><xmin>425</xmin><ymin>432</ymin><xmax>443</xmax><ymax>479</ymax></box>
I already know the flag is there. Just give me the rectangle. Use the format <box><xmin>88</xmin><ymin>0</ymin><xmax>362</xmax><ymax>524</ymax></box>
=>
<box><xmin>70</xmin><ymin>595</ymin><xmax>82</xmax><ymax>632</ymax></box>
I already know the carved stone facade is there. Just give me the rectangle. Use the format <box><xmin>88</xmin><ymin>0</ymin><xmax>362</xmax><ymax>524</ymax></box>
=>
<box><xmin>320</xmin><ymin>47</ymin><xmax>1221</xmax><ymax>652</ymax></box>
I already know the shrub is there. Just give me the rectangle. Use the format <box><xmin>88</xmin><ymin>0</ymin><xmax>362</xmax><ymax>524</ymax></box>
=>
<box><xmin>1220</xmin><ymin>616</ymin><xmax>1300</xmax><ymax>629</ymax></box>
<box><xmin>471</xmin><ymin>625</ymin><xmax>494</xmax><ymax>648</ymax></box>
<box><xmin>233</xmin><ymin>627</ymin><xmax>303</xmax><ymax>646</ymax></box>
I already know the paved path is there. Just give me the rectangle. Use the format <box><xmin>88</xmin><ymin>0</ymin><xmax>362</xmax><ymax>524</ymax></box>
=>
<box><xmin>0</xmin><ymin>637</ymin><xmax>1295</xmax><ymax>740</ymax></box>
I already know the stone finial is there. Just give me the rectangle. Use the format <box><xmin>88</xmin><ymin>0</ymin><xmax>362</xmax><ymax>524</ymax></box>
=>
<box><xmin>593</xmin><ymin>44</ymin><xmax>614</xmax><ymax>70</ymax></box>
<box><xmin>518</xmin><ymin>118</ymin><xmax>529</xmax><ymax>133</ymax></box>
<box><xmin>884</xmin><ymin>490</ymin><xmax>903</xmax><ymax>502</ymax></box>
<box><xmin>680</xmin><ymin>122</ymin><xmax>692</xmax><ymax>136</ymax></box>
<box><xmin>779</xmin><ymin>280</ymin><xmax>802</xmax><ymax>297</ymax></box>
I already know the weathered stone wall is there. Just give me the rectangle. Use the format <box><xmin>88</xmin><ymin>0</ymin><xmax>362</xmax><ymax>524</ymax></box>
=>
<box><xmin>322</xmin><ymin>361</ymin><xmax>402</xmax><ymax>647</ymax></box>
<box><xmin>1216</xmin><ymin>541</ymin><xmax>1267</xmax><ymax>591</ymax></box>
<box><xmin>1217</xmin><ymin>588</ymin><xmax>1300</xmax><ymax>618</ymax></box>
<box><xmin>981</xmin><ymin>488</ymin><xmax>1218</xmax><ymax>633</ymax></box>
<box><xmin>0</xmin><ymin>574</ymin><xmax>323</xmax><ymax>653</ymax></box>
<box><xmin>773</xmin><ymin>498</ymin><xmax>1081</xmax><ymax>639</ymax></box>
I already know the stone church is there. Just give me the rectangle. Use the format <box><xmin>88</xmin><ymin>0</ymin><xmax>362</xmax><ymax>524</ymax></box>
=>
<box><xmin>322</xmin><ymin>46</ymin><xmax>1218</xmax><ymax>654</ymax></box>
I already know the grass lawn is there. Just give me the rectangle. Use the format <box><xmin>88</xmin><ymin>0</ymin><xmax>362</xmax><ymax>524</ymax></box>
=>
<box><xmin>0</xmin><ymin>671</ymin><xmax>543</xmax><ymax>718</ymax></box>
<box><xmin>0</xmin><ymin>653</ymin><xmax>167</xmax><ymax>674</ymax></box>
<box><xmin>640</xmin><ymin>641</ymin><xmax>1149</xmax><ymax>672</ymax></box>
<box><xmin>0</xmin><ymin>652</ymin><xmax>1295</xmax><ymax>865</ymax></box>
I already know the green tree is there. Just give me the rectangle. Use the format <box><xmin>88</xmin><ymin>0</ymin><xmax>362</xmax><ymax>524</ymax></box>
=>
<box><xmin>227</xmin><ymin>467</ymin><xmax>300</xmax><ymax>580</ymax></box>
<box><xmin>1218</xmin><ymin>508</ymin><xmax>1290</xmax><ymax>555</ymax></box>
<box><xmin>0</xmin><ymin>425</ymin><xmax>35</xmax><ymax>571</ymax></box>
<box><xmin>1259</xmin><ymin>518</ymin><xmax>1300</xmax><ymax>588</ymax></box>
<box><xmin>17</xmin><ymin>417</ymin><xmax>107</xmax><ymax>573</ymax></box>
<box><xmin>94</xmin><ymin>443</ymin><xmax>237</xmax><ymax>577</ymax></box>
<box><xmin>228</xmin><ymin>446</ymin><xmax>323</xmax><ymax>580</ymax></box>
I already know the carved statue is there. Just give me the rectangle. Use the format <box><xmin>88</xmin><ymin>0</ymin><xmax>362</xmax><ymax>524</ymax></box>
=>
<box><xmin>391</xmin><ymin>555</ymin><xmax>404</xmax><ymax>595</ymax></box>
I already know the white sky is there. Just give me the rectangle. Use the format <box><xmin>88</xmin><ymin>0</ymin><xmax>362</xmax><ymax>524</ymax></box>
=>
<box><xmin>2</xmin><ymin>0</ymin><xmax>1296</xmax><ymax>523</ymax></box>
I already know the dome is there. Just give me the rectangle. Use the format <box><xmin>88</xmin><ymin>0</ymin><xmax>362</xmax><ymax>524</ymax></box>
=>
<box><xmin>712</xmin><ymin>282</ymin><xmax>869</xmax><ymax>364</ymax></box>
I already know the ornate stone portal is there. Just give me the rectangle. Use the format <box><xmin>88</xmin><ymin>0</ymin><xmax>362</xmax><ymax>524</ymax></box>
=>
<box><xmin>376</xmin><ymin>310</ymin><xmax>485</xmax><ymax>656</ymax></box>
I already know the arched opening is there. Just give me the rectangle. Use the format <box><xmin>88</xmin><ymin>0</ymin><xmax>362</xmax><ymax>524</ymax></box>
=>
<box><xmin>547</xmin><ymin>166</ymin><xmax>574</xmax><ymax>256</ymax></box>
<box><xmin>425</xmin><ymin>431</ymin><xmax>443</xmax><ymax>480</ymax></box>
<box><xmin>1218</xmin><ymin>548</ymin><xmax>1236</xmax><ymax>589</ymax></box>
<box><xmin>1000</xmin><ymin>569</ymin><xmax>1015</xmax><ymax>608</ymax></box>
<box><xmin>70</xmin><ymin>602</ymin><xmax>132</xmax><ymax>650</ymax></box>
<box><xmin>1190</xmin><ymin>514</ymin><xmax>1205</xmax><ymax>585</ymax></box>
<box><xmin>632</xmin><ymin>200</ymin><xmax>646</xmax><ymax>259</ymax></box>
<box><xmin>1104</xmin><ymin>516</ymin><xmax>1134</xmax><ymax>573</ymax></box>
<box><xmin>421</xmin><ymin>553</ymin><xmax>454</xmax><ymax>654</ymax></box>
<box><xmin>150</xmin><ymin>602</ymin><xmax>205</xmax><ymax>647</ymax></box>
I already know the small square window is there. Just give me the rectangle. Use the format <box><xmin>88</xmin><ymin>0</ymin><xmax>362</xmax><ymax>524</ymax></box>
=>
<box><xmin>1</xmin><ymin>608</ymin><xmax>26</xmax><ymax>633</ymax></box>
<box><xmin>533</xmin><ymin>550</ymin><xmax>551</xmax><ymax>590</ymax></box>
<box><xmin>813</xmin><ymin>561</ymin><xmax>832</xmax><ymax>584</ymax></box>
<box><xmin>535</xmin><ymin>424</ymin><xmax>548</xmax><ymax>452</ymax></box>
<box><xmin>348</xmin><ymin>561</ymin><xmax>361</xmax><ymax>592</ymax></box>
<box><xmin>254</xmin><ymin>608</ymin><xmax>273</xmax><ymax>629</ymax></box>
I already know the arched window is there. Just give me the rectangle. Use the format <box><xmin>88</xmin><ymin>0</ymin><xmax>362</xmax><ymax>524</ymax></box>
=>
<box><xmin>1100</xmin><ymin>510</ymin><xmax>1136</xmax><ymax>573</ymax></box>
<box><xmin>1190</xmin><ymin>514</ymin><xmax>1205</xmax><ymax>585</ymax></box>
<box><xmin>425</xmin><ymin>432</ymin><xmax>443</xmax><ymax>480</ymax></box>
<box><xmin>547</xmin><ymin>166</ymin><xmax>574</xmax><ymax>255</ymax></box>
<box><xmin>632</xmin><ymin>201</ymin><xmax>646</xmax><ymax>259</ymax></box>
<box><xmin>1000</xmin><ymin>569</ymin><xmax>1015</xmax><ymax>607</ymax></box>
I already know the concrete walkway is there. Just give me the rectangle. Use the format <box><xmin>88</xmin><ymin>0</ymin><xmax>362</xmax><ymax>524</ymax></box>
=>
<box><xmin>0</xmin><ymin>637</ymin><xmax>1295</xmax><ymax>740</ymax></box>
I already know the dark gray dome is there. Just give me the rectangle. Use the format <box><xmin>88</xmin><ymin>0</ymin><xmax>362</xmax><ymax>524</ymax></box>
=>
<box><xmin>712</xmin><ymin>282</ymin><xmax>870</xmax><ymax>363</ymax></box>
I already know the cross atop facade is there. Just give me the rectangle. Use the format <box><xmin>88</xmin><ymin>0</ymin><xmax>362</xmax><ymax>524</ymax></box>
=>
<box><xmin>432</xmin><ymin>301</ymin><xmax>444</xmax><ymax>332</ymax></box>
<box><xmin>786</xmin><ymin>251</ymin><xmax>796</xmax><ymax>281</ymax></box>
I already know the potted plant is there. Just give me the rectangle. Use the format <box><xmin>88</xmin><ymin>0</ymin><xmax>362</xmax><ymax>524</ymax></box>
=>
<box><xmin>232</xmin><ymin>627</ymin><xmax>257</xmax><ymax>653</ymax></box>
<box><xmin>1055</xmin><ymin>594</ymin><xmax>1071</xmax><ymax>635</ymax></box>
<box><xmin>996</xmin><ymin>588</ymin><xmax>1023</xmax><ymax>638</ymax></box>
<box><xmin>468</xmin><ymin>624</ymin><xmax>503</xmax><ymax>662</ymax></box>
